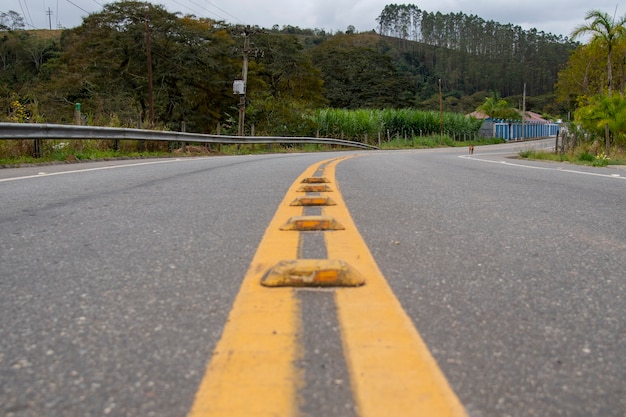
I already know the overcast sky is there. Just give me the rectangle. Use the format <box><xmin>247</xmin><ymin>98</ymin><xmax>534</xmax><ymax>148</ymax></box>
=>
<box><xmin>7</xmin><ymin>0</ymin><xmax>624</xmax><ymax>40</ymax></box>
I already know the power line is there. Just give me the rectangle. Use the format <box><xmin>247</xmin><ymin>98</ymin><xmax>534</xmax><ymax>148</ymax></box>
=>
<box><xmin>187</xmin><ymin>0</ymin><xmax>227</xmax><ymax>21</ymax></box>
<box><xmin>23</xmin><ymin>0</ymin><xmax>34</xmax><ymax>27</ymax></box>
<box><xmin>15</xmin><ymin>0</ymin><xmax>36</xmax><ymax>28</ymax></box>
<box><xmin>65</xmin><ymin>0</ymin><xmax>89</xmax><ymax>14</ymax></box>
<box><xmin>201</xmin><ymin>0</ymin><xmax>245</xmax><ymax>25</ymax></box>
<box><xmin>17</xmin><ymin>0</ymin><xmax>35</xmax><ymax>28</ymax></box>
<box><xmin>170</xmin><ymin>0</ymin><xmax>204</xmax><ymax>17</ymax></box>
<box><xmin>171</xmin><ymin>0</ymin><xmax>246</xmax><ymax>25</ymax></box>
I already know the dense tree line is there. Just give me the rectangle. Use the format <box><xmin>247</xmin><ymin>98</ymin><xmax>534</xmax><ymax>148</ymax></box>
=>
<box><xmin>556</xmin><ymin>9</ymin><xmax>626</xmax><ymax>154</ymax></box>
<box><xmin>0</xmin><ymin>2</ymin><xmax>325</xmax><ymax>135</ymax></box>
<box><xmin>1</xmin><ymin>2</ymin><xmax>580</xmax><ymax>137</ymax></box>
<box><xmin>376</xmin><ymin>4</ymin><xmax>578</xmax><ymax>97</ymax></box>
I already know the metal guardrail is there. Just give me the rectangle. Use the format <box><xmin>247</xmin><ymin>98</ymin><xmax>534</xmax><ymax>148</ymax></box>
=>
<box><xmin>0</xmin><ymin>123</ymin><xmax>379</xmax><ymax>150</ymax></box>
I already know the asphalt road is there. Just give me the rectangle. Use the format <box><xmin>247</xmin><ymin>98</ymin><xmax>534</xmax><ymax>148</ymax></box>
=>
<box><xmin>1</xmin><ymin>141</ymin><xmax>625</xmax><ymax>416</ymax></box>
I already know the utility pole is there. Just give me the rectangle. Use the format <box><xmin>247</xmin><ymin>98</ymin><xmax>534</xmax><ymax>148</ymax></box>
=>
<box><xmin>46</xmin><ymin>8</ymin><xmax>53</xmax><ymax>30</ymax></box>
<box><xmin>521</xmin><ymin>83</ymin><xmax>526</xmax><ymax>141</ymax></box>
<box><xmin>144</xmin><ymin>4</ymin><xmax>154</xmax><ymax>129</ymax></box>
<box><xmin>438</xmin><ymin>78</ymin><xmax>443</xmax><ymax>136</ymax></box>
<box><xmin>237</xmin><ymin>26</ymin><xmax>251</xmax><ymax>137</ymax></box>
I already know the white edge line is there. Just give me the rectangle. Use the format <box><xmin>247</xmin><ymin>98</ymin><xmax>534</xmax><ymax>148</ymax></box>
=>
<box><xmin>0</xmin><ymin>159</ymin><xmax>185</xmax><ymax>183</ymax></box>
<box><xmin>459</xmin><ymin>154</ymin><xmax>626</xmax><ymax>180</ymax></box>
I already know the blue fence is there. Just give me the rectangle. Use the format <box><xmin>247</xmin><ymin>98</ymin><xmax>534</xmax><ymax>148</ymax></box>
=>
<box><xmin>492</xmin><ymin>120</ymin><xmax>559</xmax><ymax>140</ymax></box>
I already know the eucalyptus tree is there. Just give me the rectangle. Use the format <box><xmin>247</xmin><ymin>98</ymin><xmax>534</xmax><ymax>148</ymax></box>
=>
<box><xmin>571</xmin><ymin>9</ymin><xmax>626</xmax><ymax>95</ymax></box>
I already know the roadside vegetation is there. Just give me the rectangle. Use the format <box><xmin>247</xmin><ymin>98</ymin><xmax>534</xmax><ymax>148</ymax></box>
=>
<box><xmin>518</xmin><ymin>148</ymin><xmax>625</xmax><ymax>167</ymax></box>
<box><xmin>520</xmin><ymin>9</ymin><xmax>626</xmax><ymax>166</ymax></box>
<box><xmin>1</xmin><ymin>4</ymin><xmax>625</xmax><ymax>167</ymax></box>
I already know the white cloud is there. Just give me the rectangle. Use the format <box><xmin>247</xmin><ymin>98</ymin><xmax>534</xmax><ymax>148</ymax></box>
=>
<box><xmin>10</xmin><ymin>0</ymin><xmax>625</xmax><ymax>39</ymax></box>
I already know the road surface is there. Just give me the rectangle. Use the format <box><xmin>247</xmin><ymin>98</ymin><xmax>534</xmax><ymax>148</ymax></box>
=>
<box><xmin>1</xmin><ymin>140</ymin><xmax>625</xmax><ymax>416</ymax></box>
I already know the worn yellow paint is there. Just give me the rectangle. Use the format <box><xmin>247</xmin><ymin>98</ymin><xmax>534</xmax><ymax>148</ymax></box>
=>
<box><xmin>261</xmin><ymin>259</ymin><xmax>365</xmax><ymax>287</ymax></box>
<box><xmin>188</xmin><ymin>154</ymin><xmax>466</xmax><ymax>417</ymax></box>
<box><xmin>187</xmin><ymin>159</ymin><xmax>343</xmax><ymax>417</ymax></box>
<box><xmin>301</xmin><ymin>176</ymin><xmax>330</xmax><ymax>183</ymax></box>
<box><xmin>322</xmin><ymin>158</ymin><xmax>468</xmax><ymax>417</ymax></box>
<box><xmin>296</xmin><ymin>184</ymin><xmax>333</xmax><ymax>192</ymax></box>
<box><xmin>289</xmin><ymin>196</ymin><xmax>337</xmax><ymax>206</ymax></box>
<box><xmin>279</xmin><ymin>215</ymin><xmax>345</xmax><ymax>231</ymax></box>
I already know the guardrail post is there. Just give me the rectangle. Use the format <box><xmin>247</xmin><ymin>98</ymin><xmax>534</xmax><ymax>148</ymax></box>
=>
<box><xmin>251</xmin><ymin>124</ymin><xmax>255</xmax><ymax>152</ymax></box>
<box><xmin>33</xmin><ymin>138</ymin><xmax>43</xmax><ymax>158</ymax></box>
<box><xmin>74</xmin><ymin>103</ymin><xmax>81</xmax><ymax>126</ymax></box>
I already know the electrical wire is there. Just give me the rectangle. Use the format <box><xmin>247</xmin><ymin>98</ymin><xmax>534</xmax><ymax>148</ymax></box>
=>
<box><xmin>170</xmin><ymin>0</ymin><xmax>203</xmax><ymax>17</ymax></box>
<box><xmin>186</xmin><ymin>0</ymin><xmax>227</xmax><ymax>21</ymax></box>
<box><xmin>65</xmin><ymin>0</ymin><xmax>89</xmax><ymax>14</ymax></box>
<box><xmin>201</xmin><ymin>0</ymin><xmax>245</xmax><ymax>24</ymax></box>
<box><xmin>23</xmin><ymin>0</ymin><xmax>34</xmax><ymax>27</ymax></box>
<box><xmin>16</xmin><ymin>0</ymin><xmax>248</xmax><ymax>30</ymax></box>
<box><xmin>17</xmin><ymin>0</ymin><xmax>36</xmax><ymax>28</ymax></box>
<box><xmin>170</xmin><ymin>0</ymin><xmax>247</xmax><ymax>25</ymax></box>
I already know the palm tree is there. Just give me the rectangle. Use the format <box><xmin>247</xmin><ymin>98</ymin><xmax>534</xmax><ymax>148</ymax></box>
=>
<box><xmin>571</xmin><ymin>9</ymin><xmax>626</xmax><ymax>96</ymax></box>
<box><xmin>477</xmin><ymin>91</ymin><xmax>518</xmax><ymax>120</ymax></box>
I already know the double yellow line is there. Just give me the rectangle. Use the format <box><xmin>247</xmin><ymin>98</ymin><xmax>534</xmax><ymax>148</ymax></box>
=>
<box><xmin>187</xmin><ymin>156</ymin><xmax>467</xmax><ymax>417</ymax></box>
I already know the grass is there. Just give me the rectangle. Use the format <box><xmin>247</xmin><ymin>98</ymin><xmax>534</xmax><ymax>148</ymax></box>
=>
<box><xmin>518</xmin><ymin>148</ymin><xmax>626</xmax><ymax>167</ymax></box>
<box><xmin>380</xmin><ymin>135</ymin><xmax>504</xmax><ymax>150</ymax></box>
<box><xmin>0</xmin><ymin>140</ymin><xmax>176</xmax><ymax>167</ymax></box>
<box><xmin>0</xmin><ymin>136</ymin><xmax>505</xmax><ymax>167</ymax></box>
<box><xmin>313</xmin><ymin>108</ymin><xmax>483</xmax><ymax>142</ymax></box>
<box><xmin>0</xmin><ymin>141</ymin><xmax>356</xmax><ymax>166</ymax></box>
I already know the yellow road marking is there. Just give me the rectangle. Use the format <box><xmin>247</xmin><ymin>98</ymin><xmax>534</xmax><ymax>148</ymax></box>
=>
<box><xmin>301</xmin><ymin>176</ymin><xmax>330</xmax><ymax>183</ymax></box>
<box><xmin>279</xmin><ymin>215</ymin><xmax>345</xmax><ymax>231</ymax></box>
<box><xmin>289</xmin><ymin>196</ymin><xmax>336</xmax><ymax>206</ymax></box>
<box><xmin>296</xmin><ymin>184</ymin><xmax>333</xmax><ymax>192</ymax></box>
<box><xmin>261</xmin><ymin>259</ymin><xmax>365</xmax><ymax>287</ymax></box>
<box><xmin>187</xmin><ymin>157</ymin><xmax>348</xmax><ymax>417</ymax></box>
<box><xmin>322</xmin><ymin>158</ymin><xmax>467</xmax><ymax>417</ymax></box>
<box><xmin>188</xmin><ymin>155</ymin><xmax>466</xmax><ymax>417</ymax></box>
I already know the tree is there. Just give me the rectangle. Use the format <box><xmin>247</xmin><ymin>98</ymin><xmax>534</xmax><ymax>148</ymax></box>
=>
<box><xmin>375</xmin><ymin>4</ymin><xmax>576</xmax><ymax>99</ymax></box>
<box><xmin>476</xmin><ymin>91</ymin><xmax>519</xmax><ymax>119</ymax></box>
<box><xmin>309</xmin><ymin>33</ymin><xmax>417</xmax><ymax>109</ymax></box>
<box><xmin>571</xmin><ymin>9</ymin><xmax>626</xmax><ymax>96</ymax></box>
<box><xmin>575</xmin><ymin>93</ymin><xmax>626</xmax><ymax>152</ymax></box>
<box><xmin>45</xmin><ymin>2</ymin><xmax>236</xmax><ymax>131</ymax></box>
<box><xmin>555</xmin><ymin>41</ymin><xmax>616</xmax><ymax>108</ymax></box>
<box><xmin>0</xmin><ymin>11</ymin><xmax>25</xmax><ymax>30</ymax></box>
<box><xmin>244</xmin><ymin>32</ymin><xmax>326</xmax><ymax>135</ymax></box>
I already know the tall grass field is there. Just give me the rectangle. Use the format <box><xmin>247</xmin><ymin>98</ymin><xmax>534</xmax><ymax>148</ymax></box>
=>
<box><xmin>311</xmin><ymin>108</ymin><xmax>483</xmax><ymax>144</ymax></box>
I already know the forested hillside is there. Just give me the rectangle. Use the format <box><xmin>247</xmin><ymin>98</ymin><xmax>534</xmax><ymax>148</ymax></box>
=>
<box><xmin>376</xmin><ymin>4</ymin><xmax>577</xmax><ymax>97</ymax></box>
<box><xmin>1</xmin><ymin>2</ymin><xmax>577</xmax><ymax>136</ymax></box>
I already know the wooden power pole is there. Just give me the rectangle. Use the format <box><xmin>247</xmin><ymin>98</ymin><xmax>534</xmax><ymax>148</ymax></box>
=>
<box><xmin>237</xmin><ymin>26</ymin><xmax>251</xmax><ymax>137</ymax></box>
<box><xmin>145</xmin><ymin>4</ymin><xmax>154</xmax><ymax>129</ymax></box>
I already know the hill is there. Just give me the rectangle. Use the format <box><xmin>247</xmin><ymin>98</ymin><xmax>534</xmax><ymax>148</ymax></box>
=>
<box><xmin>1</xmin><ymin>2</ymin><xmax>576</xmax><ymax>134</ymax></box>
